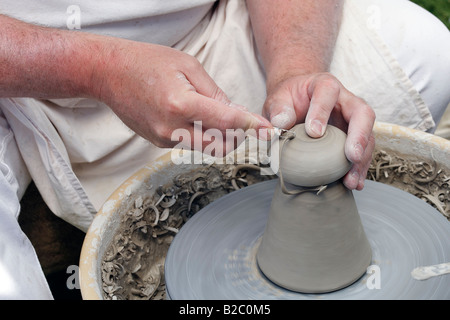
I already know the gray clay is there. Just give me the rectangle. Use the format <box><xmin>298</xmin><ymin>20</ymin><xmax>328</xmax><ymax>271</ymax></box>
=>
<box><xmin>278</xmin><ymin>124</ymin><xmax>352</xmax><ymax>187</ymax></box>
<box><xmin>257</xmin><ymin>124</ymin><xmax>372</xmax><ymax>293</ymax></box>
<box><xmin>256</xmin><ymin>180</ymin><xmax>372</xmax><ymax>293</ymax></box>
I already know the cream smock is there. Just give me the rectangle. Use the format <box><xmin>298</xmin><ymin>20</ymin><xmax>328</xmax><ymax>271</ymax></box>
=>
<box><xmin>0</xmin><ymin>0</ymin><xmax>435</xmax><ymax>232</ymax></box>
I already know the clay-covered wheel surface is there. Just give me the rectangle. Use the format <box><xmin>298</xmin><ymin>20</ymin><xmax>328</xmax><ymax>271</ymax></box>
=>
<box><xmin>165</xmin><ymin>180</ymin><xmax>450</xmax><ymax>300</ymax></box>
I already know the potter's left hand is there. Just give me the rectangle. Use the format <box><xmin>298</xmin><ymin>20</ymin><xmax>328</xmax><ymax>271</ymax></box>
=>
<box><xmin>263</xmin><ymin>72</ymin><xmax>376</xmax><ymax>191</ymax></box>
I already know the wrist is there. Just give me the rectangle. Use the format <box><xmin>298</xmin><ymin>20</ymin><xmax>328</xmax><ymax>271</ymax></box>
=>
<box><xmin>59</xmin><ymin>31</ymin><xmax>109</xmax><ymax>100</ymax></box>
<box><xmin>264</xmin><ymin>57</ymin><xmax>330</xmax><ymax>95</ymax></box>
<box><xmin>78</xmin><ymin>34</ymin><xmax>116</xmax><ymax>102</ymax></box>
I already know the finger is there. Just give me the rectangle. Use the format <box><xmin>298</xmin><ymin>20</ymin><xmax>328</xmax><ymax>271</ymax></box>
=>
<box><xmin>304</xmin><ymin>76</ymin><xmax>341</xmax><ymax>138</ymax></box>
<box><xmin>339</xmin><ymin>92</ymin><xmax>376</xmax><ymax>164</ymax></box>
<box><xmin>185</xmin><ymin>92</ymin><xmax>272</xmax><ymax>136</ymax></box>
<box><xmin>176</xmin><ymin>67</ymin><xmax>273</xmax><ymax>138</ymax></box>
<box><xmin>177</xmin><ymin>70</ymin><xmax>253</xmax><ymax>115</ymax></box>
<box><xmin>357</xmin><ymin>132</ymin><xmax>376</xmax><ymax>188</ymax></box>
<box><xmin>179</xmin><ymin>61</ymin><xmax>232</xmax><ymax>105</ymax></box>
<box><xmin>337</xmin><ymin>90</ymin><xmax>375</xmax><ymax>190</ymax></box>
<box><xmin>343</xmin><ymin>132</ymin><xmax>375</xmax><ymax>190</ymax></box>
<box><xmin>170</xmin><ymin>116</ymin><xmax>250</xmax><ymax>157</ymax></box>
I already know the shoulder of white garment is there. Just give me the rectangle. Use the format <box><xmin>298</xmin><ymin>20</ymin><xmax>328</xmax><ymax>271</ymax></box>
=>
<box><xmin>0</xmin><ymin>0</ymin><xmax>216</xmax><ymax>45</ymax></box>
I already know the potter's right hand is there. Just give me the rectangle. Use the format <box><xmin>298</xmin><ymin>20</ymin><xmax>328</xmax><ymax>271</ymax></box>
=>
<box><xmin>262</xmin><ymin>72</ymin><xmax>376</xmax><ymax>191</ymax></box>
<box><xmin>90</xmin><ymin>39</ymin><xmax>272</xmax><ymax>154</ymax></box>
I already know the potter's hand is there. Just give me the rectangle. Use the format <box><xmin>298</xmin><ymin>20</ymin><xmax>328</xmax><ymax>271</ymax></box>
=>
<box><xmin>247</xmin><ymin>0</ymin><xmax>373</xmax><ymax>190</ymax></box>
<box><xmin>0</xmin><ymin>15</ymin><xmax>271</xmax><ymax>155</ymax></box>
<box><xmin>263</xmin><ymin>72</ymin><xmax>376</xmax><ymax>191</ymax></box>
<box><xmin>93</xmin><ymin>41</ymin><xmax>271</xmax><ymax>154</ymax></box>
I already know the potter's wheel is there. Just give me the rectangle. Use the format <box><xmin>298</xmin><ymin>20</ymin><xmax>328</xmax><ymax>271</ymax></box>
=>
<box><xmin>165</xmin><ymin>179</ymin><xmax>450</xmax><ymax>299</ymax></box>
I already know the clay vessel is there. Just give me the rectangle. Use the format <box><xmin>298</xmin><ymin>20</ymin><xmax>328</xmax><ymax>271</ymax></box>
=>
<box><xmin>256</xmin><ymin>124</ymin><xmax>372</xmax><ymax>293</ymax></box>
<box><xmin>278</xmin><ymin>124</ymin><xmax>352</xmax><ymax>186</ymax></box>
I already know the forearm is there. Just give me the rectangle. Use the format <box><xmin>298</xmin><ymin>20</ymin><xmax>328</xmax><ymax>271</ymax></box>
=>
<box><xmin>246</xmin><ymin>0</ymin><xmax>343</xmax><ymax>92</ymax></box>
<box><xmin>0</xmin><ymin>14</ymin><xmax>102</xmax><ymax>99</ymax></box>
<box><xmin>247</xmin><ymin>1</ymin><xmax>374</xmax><ymax>191</ymax></box>
<box><xmin>0</xmin><ymin>14</ymin><xmax>272</xmax><ymax>151</ymax></box>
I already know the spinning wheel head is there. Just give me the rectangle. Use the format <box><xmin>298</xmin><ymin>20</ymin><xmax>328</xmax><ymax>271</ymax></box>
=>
<box><xmin>165</xmin><ymin>180</ymin><xmax>450</xmax><ymax>300</ymax></box>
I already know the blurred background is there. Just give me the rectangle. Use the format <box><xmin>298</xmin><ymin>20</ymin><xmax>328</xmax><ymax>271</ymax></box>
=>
<box><xmin>412</xmin><ymin>0</ymin><xmax>449</xmax><ymax>28</ymax></box>
<box><xmin>412</xmin><ymin>0</ymin><xmax>450</xmax><ymax>140</ymax></box>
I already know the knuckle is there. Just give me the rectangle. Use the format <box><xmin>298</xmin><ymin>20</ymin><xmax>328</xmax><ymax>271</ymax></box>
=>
<box><xmin>184</xmin><ymin>55</ymin><xmax>202</xmax><ymax>71</ymax></box>
<box><xmin>166</xmin><ymin>94</ymin><xmax>187</xmax><ymax>117</ymax></box>
<box><xmin>211</xmin><ymin>86</ymin><xmax>230</xmax><ymax>105</ymax></box>
<box><xmin>366</xmin><ymin>105</ymin><xmax>376</xmax><ymax>120</ymax></box>
<box><xmin>317</xmin><ymin>73</ymin><xmax>340</xmax><ymax>88</ymax></box>
<box><xmin>361</xmin><ymin>103</ymin><xmax>376</xmax><ymax>124</ymax></box>
<box><xmin>320</xmin><ymin>78</ymin><xmax>341</xmax><ymax>93</ymax></box>
<box><xmin>357</xmin><ymin>97</ymin><xmax>375</xmax><ymax>117</ymax></box>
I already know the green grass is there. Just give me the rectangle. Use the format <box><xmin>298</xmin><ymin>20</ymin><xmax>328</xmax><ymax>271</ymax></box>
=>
<box><xmin>411</xmin><ymin>0</ymin><xmax>450</xmax><ymax>28</ymax></box>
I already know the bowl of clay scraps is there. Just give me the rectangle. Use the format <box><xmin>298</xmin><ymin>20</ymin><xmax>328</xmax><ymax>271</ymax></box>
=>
<box><xmin>79</xmin><ymin>121</ymin><xmax>450</xmax><ymax>300</ymax></box>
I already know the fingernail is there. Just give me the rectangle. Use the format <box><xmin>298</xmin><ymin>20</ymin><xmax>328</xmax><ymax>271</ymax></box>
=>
<box><xmin>308</xmin><ymin>119</ymin><xmax>325</xmax><ymax>137</ymax></box>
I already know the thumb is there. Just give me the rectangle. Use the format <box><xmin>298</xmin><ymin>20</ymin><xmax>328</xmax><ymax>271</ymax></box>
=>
<box><xmin>264</xmin><ymin>99</ymin><xmax>297</xmax><ymax>129</ymax></box>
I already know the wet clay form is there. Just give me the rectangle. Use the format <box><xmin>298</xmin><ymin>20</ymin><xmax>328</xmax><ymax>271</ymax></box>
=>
<box><xmin>256</xmin><ymin>124</ymin><xmax>372</xmax><ymax>293</ymax></box>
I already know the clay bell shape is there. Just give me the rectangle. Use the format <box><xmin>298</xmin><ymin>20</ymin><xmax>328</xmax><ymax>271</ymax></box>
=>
<box><xmin>256</xmin><ymin>123</ymin><xmax>372</xmax><ymax>293</ymax></box>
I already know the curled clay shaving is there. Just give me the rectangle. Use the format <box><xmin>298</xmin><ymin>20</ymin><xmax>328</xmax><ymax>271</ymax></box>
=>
<box><xmin>368</xmin><ymin>149</ymin><xmax>449</xmax><ymax>219</ymax></box>
<box><xmin>231</xmin><ymin>164</ymin><xmax>264</xmax><ymax>190</ymax></box>
<box><xmin>101</xmin><ymin>163</ymin><xmax>275</xmax><ymax>300</ymax></box>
